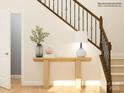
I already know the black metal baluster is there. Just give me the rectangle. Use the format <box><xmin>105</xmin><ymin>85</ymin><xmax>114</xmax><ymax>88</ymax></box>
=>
<box><xmin>44</xmin><ymin>0</ymin><xmax>46</xmax><ymax>4</ymax></box>
<box><xmin>53</xmin><ymin>0</ymin><xmax>55</xmax><ymax>11</ymax></box>
<box><xmin>61</xmin><ymin>0</ymin><xmax>63</xmax><ymax>17</ymax></box>
<box><xmin>57</xmin><ymin>0</ymin><xmax>59</xmax><ymax>14</ymax></box>
<box><xmin>49</xmin><ymin>0</ymin><xmax>50</xmax><ymax>7</ymax></box>
<box><xmin>74</xmin><ymin>2</ymin><xmax>76</xmax><ymax>28</ymax></box>
<box><xmin>91</xmin><ymin>16</ymin><xmax>93</xmax><ymax>41</ymax></box>
<box><xmin>65</xmin><ymin>0</ymin><xmax>67</xmax><ymax>20</ymax></box>
<box><xmin>82</xmin><ymin>8</ymin><xmax>84</xmax><ymax>31</ymax></box>
<box><xmin>70</xmin><ymin>0</ymin><xmax>72</xmax><ymax>24</ymax></box>
<box><xmin>78</xmin><ymin>5</ymin><xmax>80</xmax><ymax>30</ymax></box>
<box><xmin>95</xmin><ymin>19</ymin><xmax>97</xmax><ymax>44</ymax></box>
<box><xmin>87</xmin><ymin>12</ymin><xmax>88</xmax><ymax>35</ymax></box>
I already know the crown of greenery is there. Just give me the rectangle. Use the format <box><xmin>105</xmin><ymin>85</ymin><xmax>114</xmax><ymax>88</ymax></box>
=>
<box><xmin>30</xmin><ymin>26</ymin><xmax>49</xmax><ymax>44</ymax></box>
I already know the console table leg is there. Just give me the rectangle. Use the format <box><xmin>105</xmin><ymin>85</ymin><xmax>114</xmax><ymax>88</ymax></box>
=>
<box><xmin>43</xmin><ymin>60</ymin><xmax>50</xmax><ymax>88</ymax></box>
<box><xmin>75</xmin><ymin>61</ymin><xmax>81</xmax><ymax>89</ymax></box>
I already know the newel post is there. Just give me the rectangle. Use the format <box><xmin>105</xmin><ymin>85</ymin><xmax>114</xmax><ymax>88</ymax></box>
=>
<box><xmin>100</xmin><ymin>16</ymin><xmax>103</xmax><ymax>28</ymax></box>
<box><xmin>99</xmin><ymin>16</ymin><xmax>103</xmax><ymax>49</ymax></box>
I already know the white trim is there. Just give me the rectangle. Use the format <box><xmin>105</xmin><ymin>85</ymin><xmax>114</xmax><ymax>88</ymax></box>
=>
<box><xmin>83</xmin><ymin>80</ymin><xmax>100</xmax><ymax>86</ymax></box>
<box><xmin>21</xmin><ymin>11</ymin><xmax>24</xmax><ymax>87</ymax></box>
<box><xmin>22</xmin><ymin>80</ymin><xmax>100</xmax><ymax>86</ymax></box>
<box><xmin>22</xmin><ymin>81</ymin><xmax>43</xmax><ymax>86</ymax></box>
<box><xmin>18</xmin><ymin>11</ymin><xmax>24</xmax><ymax>86</ymax></box>
<box><xmin>10</xmin><ymin>9</ymin><xmax>24</xmax><ymax>13</ymax></box>
<box><xmin>11</xmin><ymin>75</ymin><xmax>21</xmax><ymax>79</ymax></box>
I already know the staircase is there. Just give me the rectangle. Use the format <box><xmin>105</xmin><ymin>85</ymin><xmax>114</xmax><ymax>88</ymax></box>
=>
<box><xmin>112</xmin><ymin>59</ymin><xmax>124</xmax><ymax>93</ymax></box>
<box><xmin>37</xmin><ymin>0</ymin><xmax>112</xmax><ymax>93</ymax></box>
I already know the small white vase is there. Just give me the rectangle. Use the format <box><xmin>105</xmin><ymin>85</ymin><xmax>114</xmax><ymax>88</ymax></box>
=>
<box><xmin>76</xmin><ymin>48</ymin><xmax>87</xmax><ymax>57</ymax></box>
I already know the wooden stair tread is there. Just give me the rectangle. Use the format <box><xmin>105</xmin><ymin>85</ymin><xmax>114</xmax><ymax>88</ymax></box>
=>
<box><xmin>112</xmin><ymin>73</ymin><xmax>124</xmax><ymax>76</ymax></box>
<box><xmin>111</xmin><ymin>65</ymin><xmax>124</xmax><ymax>67</ymax></box>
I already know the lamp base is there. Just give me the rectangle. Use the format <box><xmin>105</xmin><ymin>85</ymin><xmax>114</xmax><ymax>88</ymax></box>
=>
<box><xmin>76</xmin><ymin>48</ymin><xmax>87</xmax><ymax>57</ymax></box>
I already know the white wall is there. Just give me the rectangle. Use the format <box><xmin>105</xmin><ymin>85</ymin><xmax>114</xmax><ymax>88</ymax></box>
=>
<box><xmin>21</xmin><ymin>8</ymin><xmax>102</xmax><ymax>85</ymax></box>
<box><xmin>0</xmin><ymin>0</ymin><xmax>123</xmax><ymax>88</ymax></box>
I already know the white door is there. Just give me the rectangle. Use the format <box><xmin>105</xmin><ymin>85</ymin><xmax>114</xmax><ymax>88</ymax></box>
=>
<box><xmin>0</xmin><ymin>11</ymin><xmax>11</xmax><ymax>89</ymax></box>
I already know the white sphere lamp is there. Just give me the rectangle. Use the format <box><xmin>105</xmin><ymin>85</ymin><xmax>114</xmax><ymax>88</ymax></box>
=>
<box><xmin>75</xmin><ymin>31</ymin><xmax>87</xmax><ymax>57</ymax></box>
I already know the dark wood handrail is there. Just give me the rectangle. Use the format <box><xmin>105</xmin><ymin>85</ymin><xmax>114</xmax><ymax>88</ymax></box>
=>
<box><xmin>88</xmin><ymin>39</ymin><xmax>101</xmax><ymax>50</ymax></box>
<box><xmin>73</xmin><ymin>0</ymin><xmax>100</xmax><ymax>21</ymax></box>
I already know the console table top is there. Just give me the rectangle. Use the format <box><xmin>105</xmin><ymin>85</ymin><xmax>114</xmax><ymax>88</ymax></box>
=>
<box><xmin>33</xmin><ymin>57</ymin><xmax>91</xmax><ymax>62</ymax></box>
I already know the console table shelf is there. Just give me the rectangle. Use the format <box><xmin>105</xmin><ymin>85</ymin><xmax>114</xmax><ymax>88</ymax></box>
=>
<box><xmin>33</xmin><ymin>57</ymin><xmax>91</xmax><ymax>89</ymax></box>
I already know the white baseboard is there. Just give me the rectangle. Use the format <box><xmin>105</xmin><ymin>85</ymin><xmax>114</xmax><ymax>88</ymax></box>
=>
<box><xmin>22</xmin><ymin>81</ymin><xmax>43</xmax><ymax>86</ymax></box>
<box><xmin>11</xmin><ymin>75</ymin><xmax>21</xmax><ymax>79</ymax></box>
<box><xmin>22</xmin><ymin>80</ymin><xmax>100</xmax><ymax>86</ymax></box>
<box><xmin>83</xmin><ymin>80</ymin><xmax>100</xmax><ymax>86</ymax></box>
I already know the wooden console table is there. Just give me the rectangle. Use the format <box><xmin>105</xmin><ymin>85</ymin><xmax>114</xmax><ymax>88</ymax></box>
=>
<box><xmin>33</xmin><ymin>57</ymin><xmax>91</xmax><ymax>88</ymax></box>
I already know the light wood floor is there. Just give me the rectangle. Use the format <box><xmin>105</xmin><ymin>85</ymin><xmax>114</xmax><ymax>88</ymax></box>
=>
<box><xmin>0</xmin><ymin>79</ymin><xmax>100</xmax><ymax>93</ymax></box>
